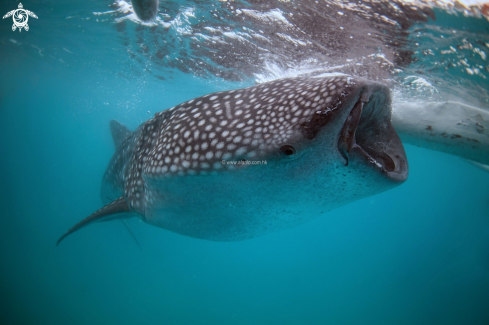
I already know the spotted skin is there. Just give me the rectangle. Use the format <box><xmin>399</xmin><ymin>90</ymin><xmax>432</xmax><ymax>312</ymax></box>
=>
<box><xmin>59</xmin><ymin>75</ymin><xmax>408</xmax><ymax>244</ymax></box>
<box><xmin>104</xmin><ymin>76</ymin><xmax>352</xmax><ymax>209</ymax></box>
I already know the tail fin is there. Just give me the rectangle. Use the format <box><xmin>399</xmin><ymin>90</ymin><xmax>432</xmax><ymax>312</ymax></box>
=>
<box><xmin>110</xmin><ymin>120</ymin><xmax>131</xmax><ymax>149</ymax></box>
<box><xmin>57</xmin><ymin>196</ymin><xmax>132</xmax><ymax>246</ymax></box>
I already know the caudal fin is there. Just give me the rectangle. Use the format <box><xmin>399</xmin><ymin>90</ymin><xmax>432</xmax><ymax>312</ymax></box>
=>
<box><xmin>56</xmin><ymin>196</ymin><xmax>132</xmax><ymax>246</ymax></box>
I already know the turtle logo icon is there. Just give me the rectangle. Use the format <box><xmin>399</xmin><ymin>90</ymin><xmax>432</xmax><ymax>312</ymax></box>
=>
<box><xmin>3</xmin><ymin>3</ymin><xmax>38</xmax><ymax>32</ymax></box>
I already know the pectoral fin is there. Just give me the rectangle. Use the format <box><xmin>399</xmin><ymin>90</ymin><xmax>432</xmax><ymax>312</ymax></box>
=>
<box><xmin>56</xmin><ymin>196</ymin><xmax>132</xmax><ymax>246</ymax></box>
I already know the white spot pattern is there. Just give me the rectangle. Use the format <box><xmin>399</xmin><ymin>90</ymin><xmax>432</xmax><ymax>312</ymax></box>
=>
<box><xmin>102</xmin><ymin>76</ymin><xmax>355</xmax><ymax>212</ymax></box>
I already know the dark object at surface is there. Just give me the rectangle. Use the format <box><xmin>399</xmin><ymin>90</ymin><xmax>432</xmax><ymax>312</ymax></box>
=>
<box><xmin>131</xmin><ymin>0</ymin><xmax>159</xmax><ymax>22</ymax></box>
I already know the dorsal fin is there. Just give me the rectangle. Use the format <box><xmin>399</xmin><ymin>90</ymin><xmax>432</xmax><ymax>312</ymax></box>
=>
<box><xmin>56</xmin><ymin>196</ymin><xmax>132</xmax><ymax>246</ymax></box>
<box><xmin>110</xmin><ymin>120</ymin><xmax>131</xmax><ymax>148</ymax></box>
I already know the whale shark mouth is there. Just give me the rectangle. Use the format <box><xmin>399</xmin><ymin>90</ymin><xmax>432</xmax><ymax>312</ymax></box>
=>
<box><xmin>338</xmin><ymin>91</ymin><xmax>408</xmax><ymax>182</ymax></box>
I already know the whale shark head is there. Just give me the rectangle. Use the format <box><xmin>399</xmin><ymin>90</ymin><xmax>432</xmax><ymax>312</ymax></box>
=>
<box><xmin>138</xmin><ymin>75</ymin><xmax>405</xmax><ymax>178</ymax></box>
<box><xmin>58</xmin><ymin>75</ymin><xmax>408</xmax><ymax>245</ymax></box>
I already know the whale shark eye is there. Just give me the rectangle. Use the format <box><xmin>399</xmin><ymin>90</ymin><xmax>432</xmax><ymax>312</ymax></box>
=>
<box><xmin>280</xmin><ymin>145</ymin><xmax>296</xmax><ymax>157</ymax></box>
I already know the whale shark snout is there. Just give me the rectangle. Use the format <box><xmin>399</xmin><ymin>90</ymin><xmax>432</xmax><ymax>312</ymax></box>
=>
<box><xmin>337</xmin><ymin>82</ymin><xmax>408</xmax><ymax>182</ymax></box>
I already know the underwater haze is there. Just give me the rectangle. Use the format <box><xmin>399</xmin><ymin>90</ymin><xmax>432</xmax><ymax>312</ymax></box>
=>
<box><xmin>1</xmin><ymin>0</ymin><xmax>489</xmax><ymax>324</ymax></box>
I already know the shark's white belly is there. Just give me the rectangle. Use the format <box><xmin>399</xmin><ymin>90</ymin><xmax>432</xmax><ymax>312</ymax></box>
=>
<box><xmin>142</xmin><ymin>158</ymin><xmax>394</xmax><ymax>241</ymax></box>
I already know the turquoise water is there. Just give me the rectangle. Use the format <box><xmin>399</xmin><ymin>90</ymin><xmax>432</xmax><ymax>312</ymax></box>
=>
<box><xmin>1</xmin><ymin>1</ymin><xmax>489</xmax><ymax>324</ymax></box>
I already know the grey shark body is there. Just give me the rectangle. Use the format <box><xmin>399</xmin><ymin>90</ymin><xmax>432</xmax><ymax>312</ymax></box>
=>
<box><xmin>57</xmin><ymin>75</ymin><xmax>408</xmax><ymax>245</ymax></box>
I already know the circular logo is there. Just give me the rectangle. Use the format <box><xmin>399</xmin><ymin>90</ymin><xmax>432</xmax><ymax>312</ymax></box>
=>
<box><xmin>13</xmin><ymin>9</ymin><xmax>28</xmax><ymax>28</ymax></box>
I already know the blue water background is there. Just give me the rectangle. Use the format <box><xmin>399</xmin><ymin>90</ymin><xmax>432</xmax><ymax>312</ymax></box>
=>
<box><xmin>1</xmin><ymin>1</ymin><xmax>489</xmax><ymax>324</ymax></box>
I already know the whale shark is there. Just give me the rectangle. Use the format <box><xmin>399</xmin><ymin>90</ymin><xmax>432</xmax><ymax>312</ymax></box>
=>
<box><xmin>57</xmin><ymin>75</ymin><xmax>408</xmax><ymax>245</ymax></box>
